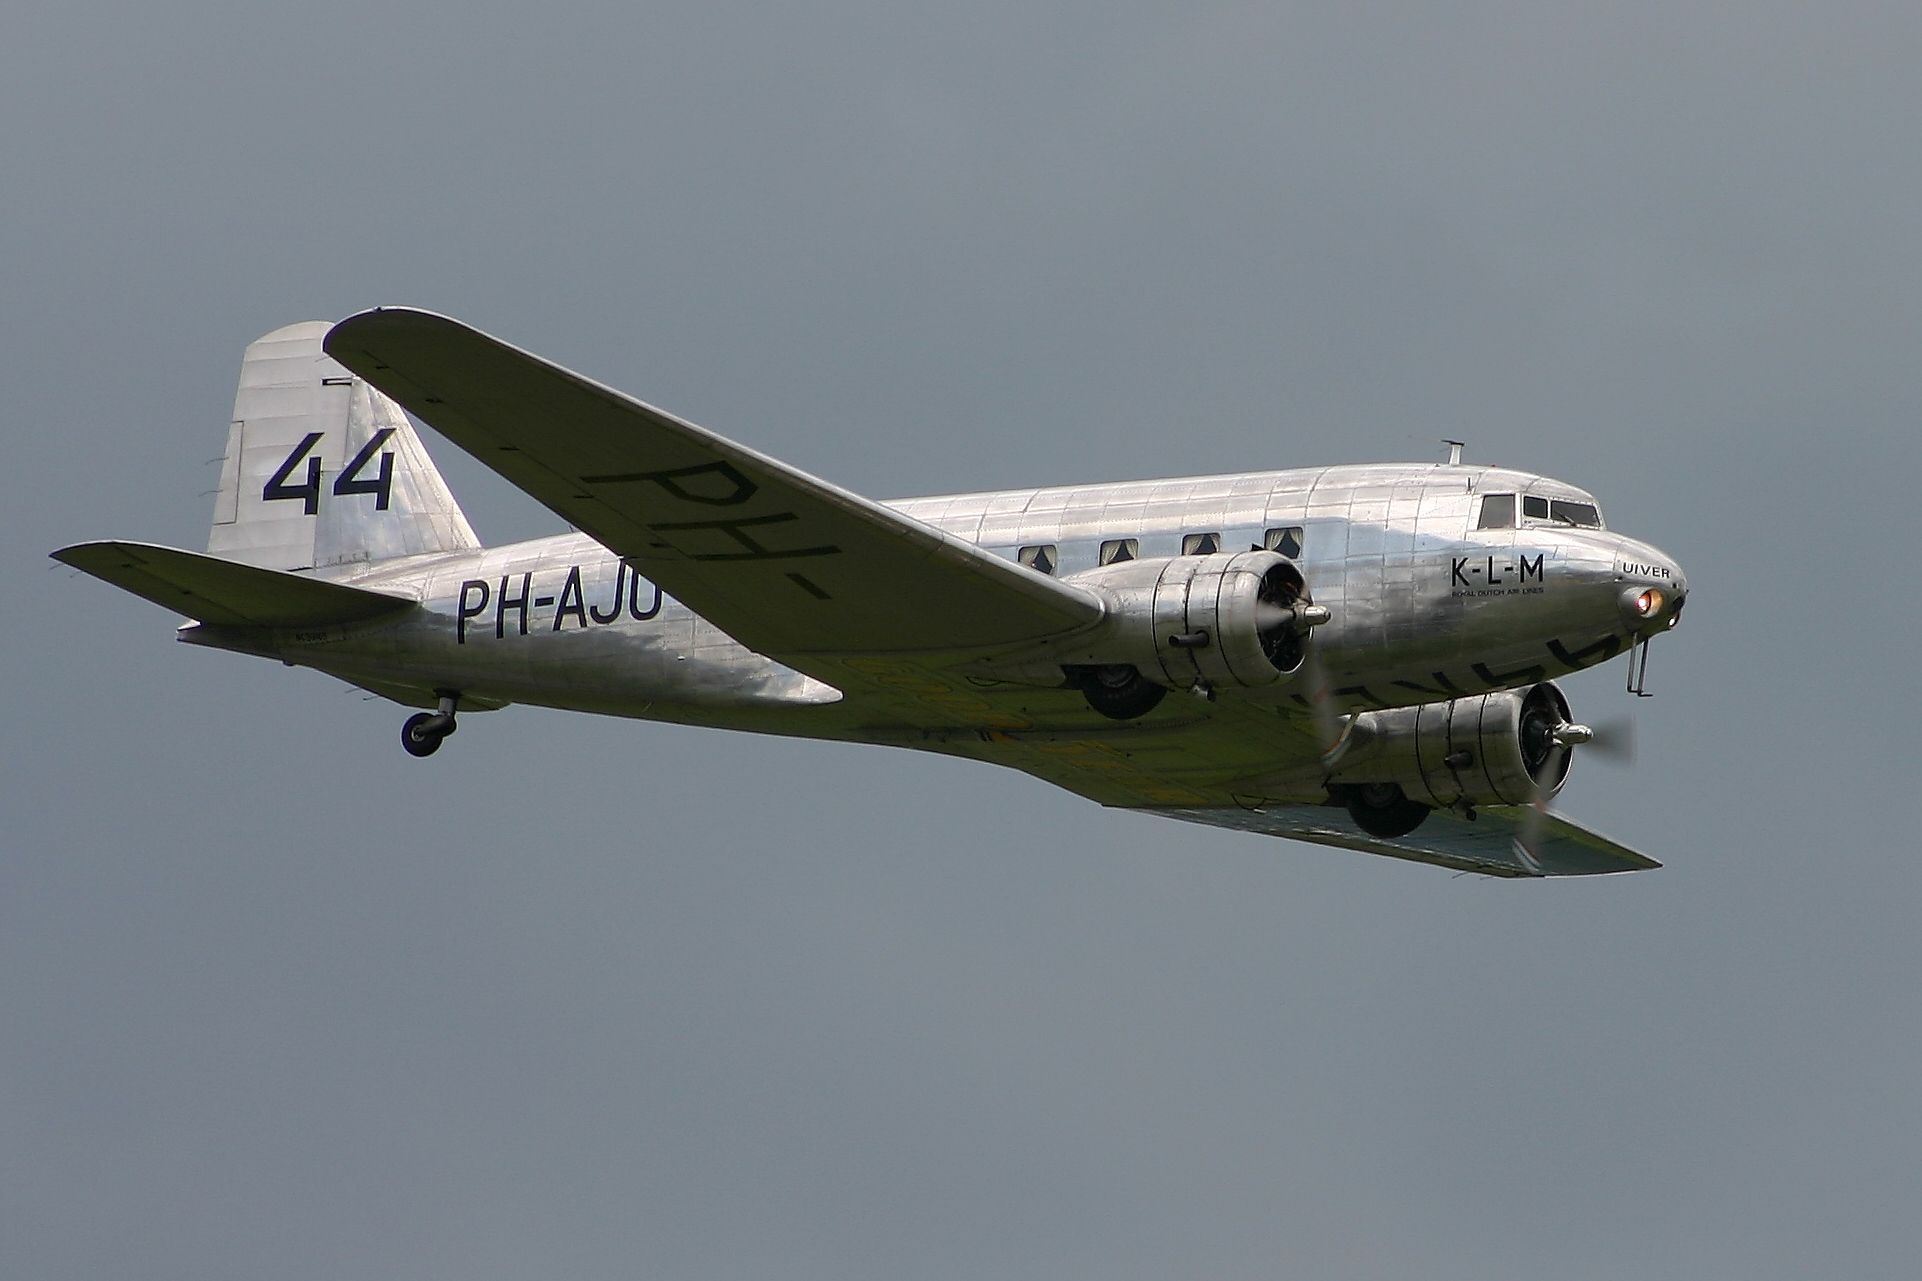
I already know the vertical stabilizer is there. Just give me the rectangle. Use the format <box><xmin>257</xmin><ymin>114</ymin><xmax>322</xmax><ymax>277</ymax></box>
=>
<box><xmin>207</xmin><ymin>321</ymin><xmax>480</xmax><ymax>573</ymax></box>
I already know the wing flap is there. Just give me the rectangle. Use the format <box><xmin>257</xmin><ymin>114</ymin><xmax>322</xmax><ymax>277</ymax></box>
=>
<box><xmin>322</xmin><ymin>308</ymin><xmax>1103</xmax><ymax>662</ymax></box>
<box><xmin>52</xmin><ymin>541</ymin><xmax>415</xmax><ymax>628</ymax></box>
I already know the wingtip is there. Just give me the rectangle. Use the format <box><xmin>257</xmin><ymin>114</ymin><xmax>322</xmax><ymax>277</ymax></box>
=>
<box><xmin>50</xmin><ymin>539</ymin><xmax>139</xmax><ymax>568</ymax></box>
<box><xmin>324</xmin><ymin>306</ymin><xmax>464</xmax><ymax>355</ymax></box>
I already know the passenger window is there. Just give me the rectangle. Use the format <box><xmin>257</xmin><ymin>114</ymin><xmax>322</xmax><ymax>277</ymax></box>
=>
<box><xmin>1182</xmin><ymin>532</ymin><xmax>1221</xmax><ymax>555</ymax></box>
<box><xmin>1550</xmin><ymin>499</ymin><xmax>1601</xmax><ymax>528</ymax></box>
<box><xmin>1098</xmin><ymin>538</ymin><xmax>1138</xmax><ymax>566</ymax></box>
<box><xmin>1523</xmin><ymin>495</ymin><xmax>1549</xmax><ymax>519</ymax></box>
<box><xmin>1263</xmin><ymin>526</ymin><xmax>1304</xmax><ymax>558</ymax></box>
<box><xmin>1476</xmin><ymin>494</ymin><xmax>1515</xmax><ymax>529</ymax></box>
<box><xmin>1017</xmin><ymin>544</ymin><xmax>1057</xmax><ymax>575</ymax></box>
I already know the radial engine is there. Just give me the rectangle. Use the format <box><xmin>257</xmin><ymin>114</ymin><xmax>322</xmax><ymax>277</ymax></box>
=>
<box><xmin>1055</xmin><ymin>549</ymin><xmax>1326</xmax><ymax>719</ymax></box>
<box><xmin>1325</xmin><ymin>682</ymin><xmax>1582</xmax><ymax>837</ymax></box>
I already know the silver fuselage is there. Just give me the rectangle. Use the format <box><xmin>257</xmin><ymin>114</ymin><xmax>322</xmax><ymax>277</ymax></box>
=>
<box><xmin>190</xmin><ymin>462</ymin><xmax>1687</xmax><ymax>739</ymax></box>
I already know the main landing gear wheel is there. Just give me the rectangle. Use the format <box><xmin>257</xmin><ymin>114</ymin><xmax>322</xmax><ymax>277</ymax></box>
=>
<box><xmin>401</xmin><ymin>692</ymin><xmax>461</xmax><ymax>758</ymax></box>
<box><xmin>1344</xmin><ymin>782</ymin><xmax>1431</xmax><ymax>839</ymax></box>
<box><xmin>1078</xmin><ymin>665</ymin><xmax>1168</xmax><ymax>721</ymax></box>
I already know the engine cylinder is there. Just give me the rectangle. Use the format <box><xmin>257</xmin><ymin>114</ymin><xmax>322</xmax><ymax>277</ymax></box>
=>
<box><xmin>1331</xmin><ymin>682</ymin><xmax>1574</xmax><ymax>808</ymax></box>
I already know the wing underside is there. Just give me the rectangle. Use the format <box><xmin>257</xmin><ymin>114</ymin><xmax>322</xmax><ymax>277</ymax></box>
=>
<box><xmin>1151</xmin><ymin>803</ymin><xmax>1660</xmax><ymax>877</ymax></box>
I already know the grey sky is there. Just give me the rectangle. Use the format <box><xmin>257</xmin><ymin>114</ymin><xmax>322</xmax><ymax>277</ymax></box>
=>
<box><xmin>6</xmin><ymin>3</ymin><xmax>1919</xmax><ymax>1277</ymax></box>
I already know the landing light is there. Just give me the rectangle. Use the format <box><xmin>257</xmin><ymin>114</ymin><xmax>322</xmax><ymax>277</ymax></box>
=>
<box><xmin>1634</xmin><ymin>588</ymin><xmax>1664</xmax><ymax>618</ymax></box>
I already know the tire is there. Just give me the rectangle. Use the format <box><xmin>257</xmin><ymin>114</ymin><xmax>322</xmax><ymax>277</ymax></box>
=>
<box><xmin>401</xmin><ymin>712</ymin><xmax>445</xmax><ymax>758</ymax></box>
<box><xmin>1079</xmin><ymin>666</ymin><xmax>1168</xmax><ymax>721</ymax></box>
<box><xmin>1344</xmin><ymin>782</ymin><xmax>1430</xmax><ymax>838</ymax></box>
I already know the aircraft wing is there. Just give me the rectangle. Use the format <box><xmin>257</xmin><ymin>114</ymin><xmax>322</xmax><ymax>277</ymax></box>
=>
<box><xmin>322</xmin><ymin>308</ymin><xmax>1103</xmax><ymax>662</ymax></box>
<box><xmin>913</xmin><ymin>711</ymin><xmax>1658</xmax><ymax>877</ymax></box>
<box><xmin>1149</xmin><ymin>803</ymin><xmax>1660</xmax><ymax>877</ymax></box>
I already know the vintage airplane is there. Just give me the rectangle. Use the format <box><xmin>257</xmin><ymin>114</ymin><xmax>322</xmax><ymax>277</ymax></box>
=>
<box><xmin>53</xmin><ymin>310</ymin><xmax>1688</xmax><ymax>877</ymax></box>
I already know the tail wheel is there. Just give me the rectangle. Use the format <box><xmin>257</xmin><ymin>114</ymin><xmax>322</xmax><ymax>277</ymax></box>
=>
<box><xmin>401</xmin><ymin>712</ymin><xmax>446</xmax><ymax>757</ymax></box>
<box><xmin>401</xmin><ymin>691</ymin><xmax>461</xmax><ymax>758</ymax></box>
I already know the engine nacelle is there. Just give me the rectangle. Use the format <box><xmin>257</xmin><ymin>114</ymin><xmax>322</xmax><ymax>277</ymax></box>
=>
<box><xmin>1060</xmin><ymin>550</ymin><xmax>1310</xmax><ymax>691</ymax></box>
<box><xmin>1330</xmin><ymin>682</ymin><xmax>1575</xmax><ymax>809</ymax></box>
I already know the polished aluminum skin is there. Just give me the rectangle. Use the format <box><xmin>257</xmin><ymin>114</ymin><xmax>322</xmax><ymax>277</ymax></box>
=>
<box><xmin>54</xmin><ymin>315</ymin><xmax>1689</xmax><ymax>877</ymax></box>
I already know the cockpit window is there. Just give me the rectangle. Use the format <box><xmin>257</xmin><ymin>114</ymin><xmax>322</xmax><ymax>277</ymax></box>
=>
<box><xmin>1550</xmin><ymin>499</ymin><xmax>1602</xmax><ymax>528</ymax></box>
<box><xmin>1515</xmin><ymin>493</ymin><xmax>1605</xmax><ymax>528</ymax></box>
<box><xmin>1476</xmin><ymin>493</ymin><xmax>1515</xmax><ymax>529</ymax></box>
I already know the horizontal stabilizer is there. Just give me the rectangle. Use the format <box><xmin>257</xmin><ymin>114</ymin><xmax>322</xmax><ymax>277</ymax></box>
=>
<box><xmin>52</xmin><ymin>541</ymin><xmax>415</xmax><ymax>628</ymax></box>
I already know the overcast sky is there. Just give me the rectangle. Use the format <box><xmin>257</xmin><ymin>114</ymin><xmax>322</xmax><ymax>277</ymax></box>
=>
<box><xmin>6</xmin><ymin>4</ymin><xmax>1920</xmax><ymax>1278</ymax></box>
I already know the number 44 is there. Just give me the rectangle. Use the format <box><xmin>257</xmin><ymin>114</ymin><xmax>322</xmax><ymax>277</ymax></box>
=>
<box><xmin>262</xmin><ymin>429</ymin><xmax>397</xmax><ymax>514</ymax></box>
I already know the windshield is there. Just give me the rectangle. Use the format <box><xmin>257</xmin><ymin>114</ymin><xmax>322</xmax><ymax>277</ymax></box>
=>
<box><xmin>1521</xmin><ymin>494</ymin><xmax>1603</xmax><ymax>528</ymax></box>
<box><xmin>1480</xmin><ymin>491</ymin><xmax>1604</xmax><ymax>530</ymax></box>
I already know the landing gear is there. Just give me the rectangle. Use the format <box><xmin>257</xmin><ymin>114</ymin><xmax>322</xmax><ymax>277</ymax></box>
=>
<box><xmin>1074</xmin><ymin>665</ymin><xmax>1168</xmax><ymax>721</ymax></box>
<box><xmin>401</xmin><ymin>691</ymin><xmax>460</xmax><ymax>758</ymax></box>
<box><xmin>1343</xmin><ymin>782</ymin><xmax>1431</xmax><ymax>838</ymax></box>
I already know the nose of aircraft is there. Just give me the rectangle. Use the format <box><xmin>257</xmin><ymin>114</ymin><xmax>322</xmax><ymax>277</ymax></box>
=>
<box><xmin>1612</xmin><ymin>535</ymin><xmax>1687</xmax><ymax>632</ymax></box>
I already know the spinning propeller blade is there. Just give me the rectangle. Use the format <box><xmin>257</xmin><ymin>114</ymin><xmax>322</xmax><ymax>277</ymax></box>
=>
<box><xmin>1300</xmin><ymin>640</ymin><xmax>1345</xmax><ymax>757</ymax></box>
<box><xmin>1580</xmin><ymin>714</ymin><xmax>1637</xmax><ymax>765</ymax></box>
<box><xmin>1512</xmin><ymin>742</ymin><xmax>1566</xmax><ymax>873</ymax></box>
<box><xmin>1512</xmin><ymin>718</ymin><xmax>1623</xmax><ymax>869</ymax></box>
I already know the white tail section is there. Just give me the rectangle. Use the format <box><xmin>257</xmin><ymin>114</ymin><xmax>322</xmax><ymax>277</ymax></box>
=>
<box><xmin>208</xmin><ymin>321</ymin><xmax>480</xmax><ymax>572</ymax></box>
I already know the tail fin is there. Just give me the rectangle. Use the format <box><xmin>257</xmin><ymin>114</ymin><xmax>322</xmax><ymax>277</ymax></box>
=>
<box><xmin>207</xmin><ymin>321</ymin><xmax>480</xmax><ymax>573</ymax></box>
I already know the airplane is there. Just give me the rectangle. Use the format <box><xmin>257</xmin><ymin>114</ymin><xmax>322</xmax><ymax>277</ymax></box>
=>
<box><xmin>52</xmin><ymin>309</ymin><xmax>1689</xmax><ymax>878</ymax></box>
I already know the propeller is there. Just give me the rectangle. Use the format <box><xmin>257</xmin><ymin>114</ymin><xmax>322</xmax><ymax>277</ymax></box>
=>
<box><xmin>1578</xmin><ymin>714</ymin><xmax>1636</xmax><ymax>765</ymax></box>
<box><xmin>1258</xmin><ymin>592</ymin><xmax>1340</xmax><ymax>753</ymax></box>
<box><xmin>1247</xmin><ymin>565</ymin><xmax>1342</xmax><ymax>751</ymax></box>
<box><xmin>1298</xmin><ymin>633</ymin><xmax>1345</xmax><ymax>757</ymax></box>
<box><xmin>1513</xmin><ymin>728</ymin><xmax>1577</xmax><ymax>873</ymax></box>
<box><xmin>1253</xmin><ymin>599</ymin><xmax>1331</xmax><ymax>636</ymax></box>
<box><xmin>1511</xmin><ymin>715</ymin><xmax>1633</xmax><ymax>870</ymax></box>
